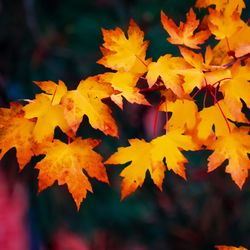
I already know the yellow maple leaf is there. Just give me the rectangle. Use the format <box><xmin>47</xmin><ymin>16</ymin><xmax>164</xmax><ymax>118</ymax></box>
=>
<box><xmin>197</xmin><ymin>100</ymin><xmax>239</xmax><ymax>140</ymax></box>
<box><xmin>35</xmin><ymin>138</ymin><xmax>109</xmax><ymax>210</ymax></box>
<box><xmin>211</xmin><ymin>24</ymin><xmax>250</xmax><ymax>65</ymax></box>
<box><xmin>160</xmin><ymin>99</ymin><xmax>198</xmax><ymax>132</ymax></box>
<box><xmin>61</xmin><ymin>76</ymin><xmax>118</xmax><ymax>137</ymax></box>
<box><xmin>208</xmin><ymin>10</ymin><xmax>244</xmax><ymax>40</ymax></box>
<box><xmin>97</xmin><ymin>19</ymin><xmax>150</xmax><ymax>74</ymax></box>
<box><xmin>161</xmin><ymin>8</ymin><xmax>210</xmax><ymax>49</ymax></box>
<box><xmin>179</xmin><ymin>46</ymin><xmax>205</xmax><ymax>70</ymax></box>
<box><xmin>178</xmin><ymin>46</ymin><xmax>231</xmax><ymax>93</ymax></box>
<box><xmin>23</xmin><ymin>94</ymin><xmax>72</xmax><ymax>143</ymax></box>
<box><xmin>33</xmin><ymin>80</ymin><xmax>67</xmax><ymax>105</ymax></box>
<box><xmin>151</xmin><ymin>130</ymin><xmax>197</xmax><ymax>179</ymax></box>
<box><xmin>206</xmin><ymin>2</ymin><xmax>245</xmax><ymax>40</ymax></box>
<box><xmin>220</xmin><ymin>62</ymin><xmax>250</xmax><ymax>120</ymax></box>
<box><xmin>146</xmin><ymin>54</ymin><xmax>190</xmax><ymax>97</ymax></box>
<box><xmin>0</xmin><ymin>103</ymin><xmax>35</xmax><ymax>170</ymax></box>
<box><xmin>196</xmin><ymin>0</ymin><xmax>228</xmax><ymax>10</ymax></box>
<box><xmin>105</xmin><ymin>130</ymin><xmax>196</xmax><ymax>199</ymax></box>
<box><xmin>196</xmin><ymin>0</ymin><xmax>246</xmax><ymax>14</ymax></box>
<box><xmin>100</xmin><ymin>72</ymin><xmax>149</xmax><ymax>109</ymax></box>
<box><xmin>208</xmin><ymin>128</ymin><xmax>250</xmax><ymax>189</ymax></box>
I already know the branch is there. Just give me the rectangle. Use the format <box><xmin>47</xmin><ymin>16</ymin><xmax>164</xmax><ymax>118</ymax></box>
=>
<box><xmin>223</xmin><ymin>53</ymin><xmax>250</xmax><ymax>68</ymax></box>
<box><xmin>139</xmin><ymin>85</ymin><xmax>166</xmax><ymax>93</ymax></box>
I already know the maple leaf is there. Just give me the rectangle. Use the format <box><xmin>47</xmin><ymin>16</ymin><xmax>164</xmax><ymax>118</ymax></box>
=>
<box><xmin>105</xmin><ymin>130</ymin><xmax>196</xmax><ymax>199</ymax></box>
<box><xmin>215</xmin><ymin>246</ymin><xmax>247</xmax><ymax>250</ymax></box>
<box><xmin>97</xmin><ymin>19</ymin><xmax>150</xmax><ymax>74</ymax></box>
<box><xmin>61</xmin><ymin>76</ymin><xmax>118</xmax><ymax>137</ymax></box>
<box><xmin>160</xmin><ymin>99</ymin><xmax>198</xmax><ymax>132</ymax></box>
<box><xmin>0</xmin><ymin>103</ymin><xmax>35</xmax><ymax>170</ymax></box>
<box><xmin>220</xmin><ymin>62</ymin><xmax>250</xmax><ymax>120</ymax></box>
<box><xmin>100</xmin><ymin>72</ymin><xmax>149</xmax><ymax>109</ymax></box>
<box><xmin>0</xmin><ymin>0</ymin><xmax>250</xmax><ymax>213</ymax></box>
<box><xmin>208</xmin><ymin>128</ymin><xmax>250</xmax><ymax>189</ymax></box>
<box><xmin>161</xmin><ymin>8</ymin><xmax>210</xmax><ymax>49</ymax></box>
<box><xmin>178</xmin><ymin>46</ymin><xmax>231</xmax><ymax>93</ymax></box>
<box><xmin>23</xmin><ymin>94</ymin><xmax>72</xmax><ymax>143</ymax></box>
<box><xmin>146</xmin><ymin>54</ymin><xmax>190</xmax><ymax>97</ymax></box>
<box><xmin>195</xmin><ymin>0</ymin><xmax>246</xmax><ymax>40</ymax></box>
<box><xmin>35</xmin><ymin>138</ymin><xmax>109</xmax><ymax>210</ymax></box>
<box><xmin>151</xmin><ymin>130</ymin><xmax>197</xmax><ymax>179</ymax></box>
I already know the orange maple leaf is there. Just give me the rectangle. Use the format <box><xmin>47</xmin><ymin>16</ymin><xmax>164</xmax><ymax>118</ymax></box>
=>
<box><xmin>161</xmin><ymin>8</ymin><xmax>210</xmax><ymax>49</ymax></box>
<box><xmin>105</xmin><ymin>130</ymin><xmax>196</xmax><ymax>199</ymax></box>
<box><xmin>97</xmin><ymin>19</ymin><xmax>150</xmax><ymax>74</ymax></box>
<box><xmin>0</xmin><ymin>103</ymin><xmax>35</xmax><ymax>170</ymax></box>
<box><xmin>61</xmin><ymin>76</ymin><xmax>118</xmax><ymax>137</ymax></box>
<box><xmin>208</xmin><ymin>128</ymin><xmax>250</xmax><ymax>189</ymax></box>
<box><xmin>35</xmin><ymin>138</ymin><xmax>109</xmax><ymax>210</ymax></box>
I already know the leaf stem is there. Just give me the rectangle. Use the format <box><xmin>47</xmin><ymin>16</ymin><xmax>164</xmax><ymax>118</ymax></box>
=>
<box><xmin>209</xmin><ymin>88</ymin><xmax>231</xmax><ymax>133</ymax></box>
<box><xmin>211</xmin><ymin>77</ymin><xmax>231</xmax><ymax>86</ymax></box>
<box><xmin>51</xmin><ymin>85</ymin><xmax>58</xmax><ymax>105</ymax></box>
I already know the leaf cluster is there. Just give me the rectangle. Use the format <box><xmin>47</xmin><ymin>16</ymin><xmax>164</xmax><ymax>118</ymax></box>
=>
<box><xmin>0</xmin><ymin>0</ymin><xmax>250</xmax><ymax>211</ymax></box>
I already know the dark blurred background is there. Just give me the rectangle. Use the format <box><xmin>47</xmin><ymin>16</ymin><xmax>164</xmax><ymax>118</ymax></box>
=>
<box><xmin>0</xmin><ymin>0</ymin><xmax>250</xmax><ymax>249</ymax></box>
